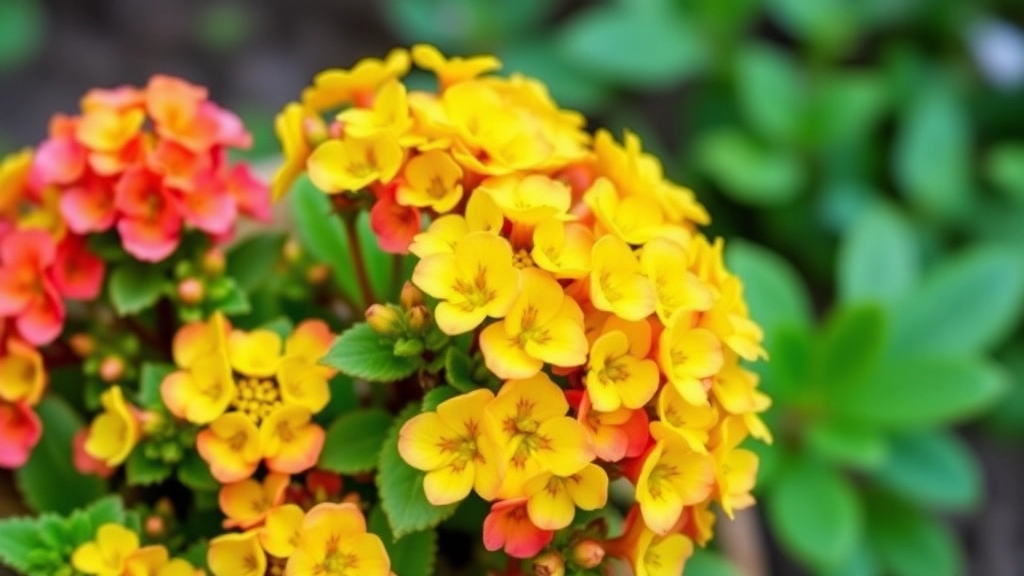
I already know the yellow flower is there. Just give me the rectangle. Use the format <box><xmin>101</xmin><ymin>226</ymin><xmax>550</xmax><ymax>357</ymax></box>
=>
<box><xmin>640</xmin><ymin>238</ymin><xmax>713</xmax><ymax>323</ymax></box>
<box><xmin>478</xmin><ymin>174</ymin><xmax>572</xmax><ymax>225</ymax></box>
<box><xmin>285</xmin><ymin>503</ymin><xmax>390</xmax><ymax>576</ymax></box>
<box><xmin>531</xmin><ymin>219</ymin><xmax>593</xmax><ymax>280</ymax></box>
<box><xmin>197</xmin><ymin>412</ymin><xmax>262</xmax><ymax>483</ymax></box>
<box><xmin>399</xmin><ymin>389</ymin><xmax>502</xmax><ymax>504</ymax></box>
<box><xmin>338</xmin><ymin>79</ymin><xmax>414</xmax><ymax>141</ymax></box>
<box><xmin>635</xmin><ymin>430</ymin><xmax>714</xmax><ymax>535</ymax></box>
<box><xmin>589</xmin><ymin>235</ymin><xmax>656</xmax><ymax>321</ymax></box>
<box><xmin>161</xmin><ymin>313</ymin><xmax>235</xmax><ymax>424</ymax></box>
<box><xmin>523</xmin><ymin>463</ymin><xmax>608</xmax><ymax>530</ymax></box>
<box><xmin>479</xmin><ymin>267</ymin><xmax>587</xmax><ymax>379</ymax></box>
<box><xmin>584</xmin><ymin>320</ymin><xmax>659</xmax><ymax>412</ymax></box>
<box><xmin>208</xmin><ymin>530</ymin><xmax>266</xmax><ymax>576</ymax></box>
<box><xmin>301</xmin><ymin>48</ymin><xmax>410</xmax><ymax>110</ymax></box>
<box><xmin>260</xmin><ymin>405</ymin><xmax>325</xmax><ymax>475</ymax></box>
<box><xmin>218</xmin><ymin>472</ymin><xmax>290</xmax><ymax>529</ymax></box>
<box><xmin>84</xmin><ymin>386</ymin><xmax>140</xmax><ymax>467</ymax></box>
<box><xmin>655</xmin><ymin>387</ymin><xmax>718</xmax><ymax>453</ymax></box>
<box><xmin>272</xmin><ymin>102</ymin><xmax>324</xmax><ymax>200</ymax></box>
<box><xmin>72</xmin><ymin>524</ymin><xmax>140</xmax><ymax>576</ymax></box>
<box><xmin>658</xmin><ymin>310</ymin><xmax>723</xmax><ymax>406</ymax></box>
<box><xmin>260</xmin><ymin>503</ymin><xmax>305</xmax><ymax>558</ymax></box>
<box><xmin>412</xmin><ymin>43</ymin><xmax>502</xmax><ymax>88</ymax></box>
<box><xmin>307</xmin><ymin>133</ymin><xmax>404</xmax><ymax>194</ymax></box>
<box><xmin>0</xmin><ymin>148</ymin><xmax>32</xmax><ymax>218</ymax></box>
<box><xmin>407</xmin><ymin>192</ymin><xmax>503</xmax><ymax>258</ymax></box>
<box><xmin>0</xmin><ymin>338</ymin><xmax>46</xmax><ymax>405</ymax></box>
<box><xmin>396</xmin><ymin>150</ymin><xmax>463</xmax><ymax>212</ymax></box>
<box><xmin>584</xmin><ymin>178</ymin><xmax>687</xmax><ymax>246</ymax></box>
<box><xmin>123</xmin><ymin>546</ymin><xmax>198</xmax><ymax>576</ymax></box>
<box><xmin>412</xmin><ymin>231</ymin><xmax>520</xmax><ymax>334</ymax></box>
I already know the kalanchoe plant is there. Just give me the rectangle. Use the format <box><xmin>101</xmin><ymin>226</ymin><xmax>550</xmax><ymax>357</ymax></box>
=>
<box><xmin>0</xmin><ymin>45</ymin><xmax>769</xmax><ymax>576</ymax></box>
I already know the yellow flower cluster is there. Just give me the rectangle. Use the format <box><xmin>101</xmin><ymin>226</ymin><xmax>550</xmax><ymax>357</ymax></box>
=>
<box><xmin>72</xmin><ymin>524</ymin><xmax>200</xmax><ymax>576</ymax></box>
<box><xmin>277</xmin><ymin>45</ymin><xmax>770</xmax><ymax>573</ymax></box>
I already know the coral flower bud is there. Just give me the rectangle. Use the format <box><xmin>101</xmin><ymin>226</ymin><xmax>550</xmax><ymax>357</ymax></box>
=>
<box><xmin>366</xmin><ymin>304</ymin><xmax>402</xmax><ymax>336</ymax></box>
<box><xmin>202</xmin><ymin>248</ymin><xmax>226</xmax><ymax>275</ymax></box>
<box><xmin>69</xmin><ymin>333</ymin><xmax>95</xmax><ymax>358</ymax></box>
<box><xmin>306</xmin><ymin>263</ymin><xmax>330</xmax><ymax>285</ymax></box>
<box><xmin>144</xmin><ymin>515</ymin><xmax>165</xmax><ymax>538</ymax></box>
<box><xmin>400</xmin><ymin>281</ymin><xmax>424</xmax><ymax>310</ymax></box>
<box><xmin>407</xmin><ymin>305</ymin><xmax>430</xmax><ymax>334</ymax></box>
<box><xmin>177</xmin><ymin>278</ymin><xmax>205</xmax><ymax>304</ymax></box>
<box><xmin>98</xmin><ymin>355</ymin><xmax>124</xmax><ymax>382</ymax></box>
<box><xmin>533</xmin><ymin>551</ymin><xmax>565</xmax><ymax>576</ymax></box>
<box><xmin>571</xmin><ymin>539</ymin><xmax>605</xmax><ymax>569</ymax></box>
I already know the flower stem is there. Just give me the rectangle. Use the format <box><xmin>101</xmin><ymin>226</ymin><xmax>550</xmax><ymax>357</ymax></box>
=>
<box><xmin>342</xmin><ymin>212</ymin><xmax>375</xmax><ymax>310</ymax></box>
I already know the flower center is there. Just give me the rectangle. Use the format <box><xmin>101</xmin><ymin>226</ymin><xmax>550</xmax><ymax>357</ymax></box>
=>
<box><xmin>230</xmin><ymin>378</ymin><xmax>282</xmax><ymax>424</ymax></box>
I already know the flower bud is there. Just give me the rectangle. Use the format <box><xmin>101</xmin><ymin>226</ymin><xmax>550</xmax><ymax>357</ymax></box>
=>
<box><xmin>571</xmin><ymin>539</ymin><xmax>605</xmax><ymax>569</ymax></box>
<box><xmin>306</xmin><ymin>264</ymin><xmax>330</xmax><ymax>285</ymax></box>
<box><xmin>365</xmin><ymin>304</ymin><xmax>402</xmax><ymax>336</ymax></box>
<box><xmin>201</xmin><ymin>248</ymin><xmax>226</xmax><ymax>276</ymax></box>
<box><xmin>283</xmin><ymin>239</ymin><xmax>303</xmax><ymax>263</ymax></box>
<box><xmin>177</xmin><ymin>278</ymin><xmax>205</xmax><ymax>305</ymax></box>
<box><xmin>144</xmin><ymin>515</ymin><xmax>165</xmax><ymax>538</ymax></box>
<box><xmin>69</xmin><ymin>333</ymin><xmax>95</xmax><ymax>358</ymax></box>
<box><xmin>400</xmin><ymin>281</ymin><xmax>424</xmax><ymax>309</ymax></box>
<box><xmin>407</xmin><ymin>305</ymin><xmax>430</xmax><ymax>334</ymax></box>
<box><xmin>98</xmin><ymin>356</ymin><xmax>125</xmax><ymax>383</ymax></box>
<box><xmin>533</xmin><ymin>551</ymin><xmax>565</xmax><ymax>576</ymax></box>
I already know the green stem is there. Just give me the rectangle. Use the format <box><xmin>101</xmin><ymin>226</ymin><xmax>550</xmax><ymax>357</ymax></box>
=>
<box><xmin>342</xmin><ymin>212</ymin><xmax>375</xmax><ymax>310</ymax></box>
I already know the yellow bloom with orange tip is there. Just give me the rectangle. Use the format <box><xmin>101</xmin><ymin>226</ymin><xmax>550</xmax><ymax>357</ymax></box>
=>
<box><xmin>412</xmin><ymin>231</ymin><xmax>520</xmax><ymax>334</ymax></box>
<box><xmin>260</xmin><ymin>405</ymin><xmax>325</xmax><ymax>475</ymax></box>
<box><xmin>0</xmin><ymin>338</ymin><xmax>46</xmax><ymax>405</ymax></box>
<box><xmin>219</xmin><ymin>472</ymin><xmax>290</xmax><ymax>529</ymax></box>
<box><xmin>407</xmin><ymin>192</ymin><xmax>503</xmax><ymax>258</ymax></box>
<box><xmin>396</xmin><ymin>149</ymin><xmax>463</xmax><ymax>212</ymax></box>
<box><xmin>523</xmin><ymin>463</ymin><xmax>608</xmax><ymax>531</ymax></box>
<box><xmin>399</xmin><ymin>388</ymin><xmax>501</xmax><ymax>504</ymax></box>
<box><xmin>84</xmin><ymin>386</ymin><xmax>140</xmax><ymax>467</ymax></box>
<box><xmin>478</xmin><ymin>174</ymin><xmax>572</xmax><ymax>225</ymax></box>
<box><xmin>479</xmin><ymin>267</ymin><xmax>588</xmax><ymax>379</ymax></box>
<box><xmin>197</xmin><ymin>412</ymin><xmax>262</xmax><ymax>483</ymax></box>
<box><xmin>229</xmin><ymin>328</ymin><xmax>283</xmax><ymax>377</ymax></box>
<box><xmin>640</xmin><ymin>237</ymin><xmax>713</xmax><ymax>323</ymax></box>
<box><xmin>72</xmin><ymin>523</ymin><xmax>140</xmax><ymax>576</ymax></box>
<box><xmin>162</xmin><ymin>313</ymin><xmax>236</xmax><ymax>424</ymax></box>
<box><xmin>485</xmin><ymin>373</ymin><xmax>593</xmax><ymax>498</ymax></box>
<box><xmin>75</xmin><ymin>106</ymin><xmax>144</xmax><ymax>153</ymax></box>
<box><xmin>208</xmin><ymin>530</ymin><xmax>266</xmax><ymax>576</ymax></box>
<box><xmin>272</xmin><ymin>102</ymin><xmax>322</xmax><ymax>200</ymax></box>
<box><xmin>656</xmin><ymin>385</ymin><xmax>718</xmax><ymax>453</ymax></box>
<box><xmin>412</xmin><ymin>43</ymin><xmax>501</xmax><ymax>88</ymax></box>
<box><xmin>584</xmin><ymin>319</ymin><xmax>659</xmax><ymax>412</ymax></box>
<box><xmin>590</xmin><ymin>235</ymin><xmax>656</xmax><ymax>321</ymax></box>
<box><xmin>306</xmin><ymin>134</ymin><xmax>404</xmax><ymax>194</ymax></box>
<box><xmin>635</xmin><ymin>425</ymin><xmax>714</xmax><ymax>535</ymax></box>
<box><xmin>283</xmin><ymin>319</ymin><xmax>334</xmax><ymax>371</ymax></box>
<box><xmin>301</xmin><ymin>47</ymin><xmax>410</xmax><ymax>111</ymax></box>
<box><xmin>260</xmin><ymin>503</ymin><xmax>305</xmax><ymax>558</ymax></box>
<box><xmin>658</xmin><ymin>309</ymin><xmax>723</xmax><ymax>406</ymax></box>
<box><xmin>531</xmin><ymin>219</ymin><xmax>593</xmax><ymax>280</ymax></box>
<box><xmin>285</xmin><ymin>502</ymin><xmax>390</xmax><ymax>576</ymax></box>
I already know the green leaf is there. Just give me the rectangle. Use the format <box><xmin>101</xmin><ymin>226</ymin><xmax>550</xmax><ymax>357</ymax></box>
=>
<box><xmin>79</xmin><ymin>495</ymin><xmax>126</xmax><ymax>529</ymax></box>
<box><xmin>444</xmin><ymin>347</ymin><xmax>481</xmax><ymax>393</ymax></box>
<box><xmin>735</xmin><ymin>43</ymin><xmax>803</xmax><ymax>143</ymax></box>
<box><xmin>368</xmin><ymin>506</ymin><xmax>438</xmax><ymax>576</ymax></box>
<box><xmin>212</xmin><ymin>278</ymin><xmax>251</xmax><ymax>315</ymax></box>
<box><xmin>822</xmin><ymin>541</ymin><xmax>880</xmax><ymax>576</ymax></box>
<box><xmin>724</xmin><ymin>240</ymin><xmax>812</xmax><ymax>343</ymax></box>
<box><xmin>0</xmin><ymin>516</ymin><xmax>42</xmax><ymax>572</ymax></box>
<box><xmin>227</xmin><ymin>233</ymin><xmax>286</xmax><ymax>293</ymax></box>
<box><xmin>867</xmin><ymin>496</ymin><xmax>962</xmax><ymax>576</ymax></box>
<box><xmin>356</xmin><ymin>211</ymin><xmax>398</xmax><ymax>302</ymax></box>
<box><xmin>125</xmin><ymin>449</ymin><xmax>173</xmax><ymax>486</ymax></box>
<box><xmin>837</xmin><ymin>203</ymin><xmax>919</xmax><ymax>307</ymax></box>
<box><xmin>762</xmin><ymin>326</ymin><xmax>814</xmax><ymax>401</ymax></box>
<box><xmin>322</xmin><ymin>323</ymin><xmax>420</xmax><ymax>382</ymax></box>
<box><xmin>766</xmin><ymin>455</ymin><xmax>863</xmax><ymax>571</ymax></box>
<box><xmin>986</xmin><ymin>143</ymin><xmax>1024</xmax><ymax>204</ymax></box>
<box><xmin>384</xmin><ymin>0</ymin><xmax>553</xmax><ymax>51</ymax></box>
<box><xmin>810</xmin><ymin>73</ymin><xmax>889</xmax><ymax>147</ymax></box>
<box><xmin>869</xmin><ymin>430</ymin><xmax>980</xmax><ymax>512</ymax></box>
<box><xmin>178</xmin><ymin>450</ymin><xmax>219</xmax><ymax>492</ymax></box>
<box><xmin>828</xmin><ymin>357</ymin><xmax>1007</xmax><ymax>429</ymax></box>
<box><xmin>319</xmin><ymin>408</ymin><xmax>394</xmax><ymax>474</ymax></box>
<box><xmin>819</xmin><ymin>305</ymin><xmax>886</xmax><ymax>391</ymax></box>
<box><xmin>179</xmin><ymin>541</ymin><xmax>209</xmax><ymax>570</ymax></box>
<box><xmin>893</xmin><ymin>82</ymin><xmax>972</xmax><ymax>218</ymax></box>
<box><xmin>684</xmin><ymin>550</ymin><xmax>744</xmax><ymax>576</ymax></box>
<box><xmin>558</xmin><ymin>2</ymin><xmax>707</xmax><ymax>89</ymax></box>
<box><xmin>0</xmin><ymin>0</ymin><xmax>44</xmax><ymax>72</ymax></box>
<box><xmin>887</xmin><ymin>246</ymin><xmax>1024</xmax><ymax>357</ymax></box>
<box><xmin>377</xmin><ymin>405</ymin><xmax>459</xmax><ymax>538</ymax></box>
<box><xmin>108</xmin><ymin>262</ymin><xmax>168</xmax><ymax>316</ymax></box>
<box><xmin>806</xmin><ymin>421</ymin><xmax>888</xmax><ymax>471</ymax></box>
<box><xmin>698</xmin><ymin>129</ymin><xmax>805</xmax><ymax>206</ymax></box>
<box><xmin>138</xmin><ymin>363</ymin><xmax>174</xmax><ymax>409</ymax></box>
<box><xmin>16</xmin><ymin>397</ymin><xmax>106</xmax><ymax>514</ymax></box>
<box><xmin>288</xmin><ymin>175</ymin><xmax>359</xmax><ymax>304</ymax></box>
<box><xmin>766</xmin><ymin>0</ymin><xmax>857</xmax><ymax>53</ymax></box>
<box><xmin>422</xmin><ymin>386</ymin><xmax>460</xmax><ymax>411</ymax></box>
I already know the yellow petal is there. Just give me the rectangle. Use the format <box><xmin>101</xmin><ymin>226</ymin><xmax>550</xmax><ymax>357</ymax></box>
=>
<box><xmin>229</xmin><ymin>329</ymin><xmax>282</xmax><ymax>377</ymax></box>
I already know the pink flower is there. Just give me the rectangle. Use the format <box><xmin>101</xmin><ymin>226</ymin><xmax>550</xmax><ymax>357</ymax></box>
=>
<box><xmin>115</xmin><ymin>168</ymin><xmax>182</xmax><ymax>261</ymax></box>
<box><xmin>370</xmin><ymin>185</ymin><xmax>421</xmax><ymax>254</ymax></box>
<box><xmin>482</xmin><ymin>498</ymin><xmax>554</xmax><ymax>559</ymax></box>
<box><xmin>0</xmin><ymin>401</ymin><xmax>42</xmax><ymax>469</ymax></box>
<box><xmin>0</xmin><ymin>230</ymin><xmax>65</xmax><ymax>345</ymax></box>
<box><xmin>51</xmin><ymin>235</ymin><xmax>105</xmax><ymax>300</ymax></box>
<box><xmin>226</xmin><ymin>164</ymin><xmax>271</xmax><ymax>221</ymax></box>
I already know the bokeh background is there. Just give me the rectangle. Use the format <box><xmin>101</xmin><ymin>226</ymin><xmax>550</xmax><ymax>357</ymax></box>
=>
<box><xmin>3</xmin><ymin>1</ymin><xmax>1024</xmax><ymax>575</ymax></box>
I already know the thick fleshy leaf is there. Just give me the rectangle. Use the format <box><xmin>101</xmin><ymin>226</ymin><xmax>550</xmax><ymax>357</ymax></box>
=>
<box><xmin>321</xmin><ymin>323</ymin><xmax>420</xmax><ymax>382</ymax></box>
<box><xmin>319</xmin><ymin>408</ymin><xmax>394</xmax><ymax>474</ymax></box>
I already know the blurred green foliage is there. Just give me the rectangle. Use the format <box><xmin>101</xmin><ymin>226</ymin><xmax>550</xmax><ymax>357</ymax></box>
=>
<box><xmin>382</xmin><ymin>0</ymin><xmax>1024</xmax><ymax>574</ymax></box>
